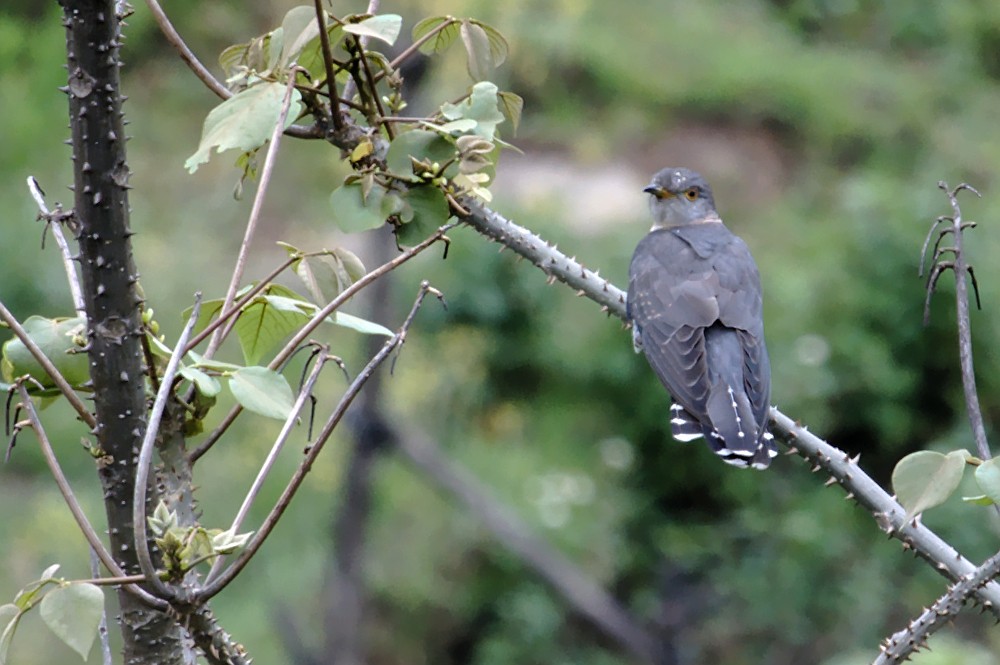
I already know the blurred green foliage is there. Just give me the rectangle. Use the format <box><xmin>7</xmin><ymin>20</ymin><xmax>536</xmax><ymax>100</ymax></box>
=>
<box><xmin>3</xmin><ymin>0</ymin><xmax>1000</xmax><ymax>663</ymax></box>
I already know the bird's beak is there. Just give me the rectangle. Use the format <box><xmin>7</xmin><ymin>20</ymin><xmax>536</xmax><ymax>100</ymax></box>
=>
<box><xmin>643</xmin><ymin>185</ymin><xmax>670</xmax><ymax>199</ymax></box>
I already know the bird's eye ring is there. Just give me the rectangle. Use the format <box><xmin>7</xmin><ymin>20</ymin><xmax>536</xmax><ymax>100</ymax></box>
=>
<box><xmin>684</xmin><ymin>187</ymin><xmax>698</xmax><ymax>201</ymax></box>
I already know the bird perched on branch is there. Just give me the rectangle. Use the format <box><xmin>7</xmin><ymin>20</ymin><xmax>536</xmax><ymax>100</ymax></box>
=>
<box><xmin>627</xmin><ymin>168</ymin><xmax>775</xmax><ymax>469</ymax></box>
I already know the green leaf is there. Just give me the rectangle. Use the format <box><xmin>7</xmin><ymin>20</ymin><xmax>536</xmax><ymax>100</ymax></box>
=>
<box><xmin>440</xmin><ymin>82</ymin><xmax>505</xmax><ymax>140</ymax></box>
<box><xmin>498</xmin><ymin>91</ymin><xmax>523</xmax><ymax>133</ymax></box>
<box><xmin>962</xmin><ymin>494</ymin><xmax>996</xmax><ymax>505</ymax></box>
<box><xmin>179</xmin><ymin>367</ymin><xmax>222</xmax><ymax>398</ymax></box>
<box><xmin>412</xmin><ymin>16</ymin><xmax>459</xmax><ymax>54</ymax></box>
<box><xmin>470</xmin><ymin>20</ymin><xmax>509</xmax><ymax>67</ymax></box>
<box><xmin>974</xmin><ymin>458</ymin><xmax>1000</xmax><ymax>505</ymax></box>
<box><xmin>343</xmin><ymin>14</ymin><xmax>402</xmax><ymax>45</ymax></box>
<box><xmin>892</xmin><ymin>449</ymin><xmax>968</xmax><ymax>519</ymax></box>
<box><xmin>330</xmin><ymin>181</ymin><xmax>388</xmax><ymax>232</ymax></box>
<box><xmin>39</xmin><ymin>583</ymin><xmax>104</xmax><ymax>661</ymax></box>
<box><xmin>39</xmin><ymin>564</ymin><xmax>60</xmax><ymax>582</ymax></box>
<box><xmin>460</xmin><ymin>19</ymin><xmax>493</xmax><ymax>81</ymax></box>
<box><xmin>291</xmin><ymin>248</ymin><xmax>367</xmax><ymax>305</ymax></box>
<box><xmin>279</xmin><ymin>5</ymin><xmax>321</xmax><ymax>66</ymax></box>
<box><xmin>186</xmin><ymin>351</ymin><xmax>242</xmax><ymax>373</ymax></box>
<box><xmin>233</xmin><ymin>287</ymin><xmax>314</xmax><ymax>365</ymax></box>
<box><xmin>0</xmin><ymin>603</ymin><xmax>22</xmax><ymax>665</ymax></box>
<box><xmin>229</xmin><ymin>366</ymin><xmax>295</xmax><ymax>420</ymax></box>
<box><xmin>185</xmin><ymin>83</ymin><xmax>303</xmax><ymax>173</ymax></box>
<box><xmin>385</xmin><ymin>129</ymin><xmax>457</xmax><ymax>180</ymax></box>
<box><xmin>394</xmin><ymin>185</ymin><xmax>450</xmax><ymax>247</ymax></box>
<box><xmin>219</xmin><ymin>41</ymin><xmax>250</xmax><ymax>78</ymax></box>
<box><xmin>1</xmin><ymin>316</ymin><xmax>89</xmax><ymax>388</ymax></box>
<box><xmin>332</xmin><ymin>312</ymin><xmax>393</xmax><ymax>337</ymax></box>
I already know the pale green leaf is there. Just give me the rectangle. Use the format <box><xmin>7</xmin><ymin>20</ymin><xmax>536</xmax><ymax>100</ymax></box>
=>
<box><xmin>0</xmin><ymin>604</ymin><xmax>22</xmax><ymax>665</ymax></box>
<box><xmin>39</xmin><ymin>565</ymin><xmax>60</xmax><ymax>582</ymax></box>
<box><xmin>186</xmin><ymin>351</ymin><xmax>242</xmax><ymax>373</ymax></box>
<box><xmin>233</xmin><ymin>287</ymin><xmax>314</xmax><ymax>365</ymax></box>
<box><xmin>332</xmin><ymin>312</ymin><xmax>393</xmax><ymax>337</ymax></box>
<box><xmin>962</xmin><ymin>494</ymin><xmax>996</xmax><ymax>505</ymax></box>
<box><xmin>385</xmin><ymin>129</ymin><xmax>457</xmax><ymax>180</ymax></box>
<box><xmin>185</xmin><ymin>83</ymin><xmax>303</xmax><ymax>173</ymax></box>
<box><xmin>498</xmin><ymin>91</ymin><xmax>523</xmax><ymax>133</ymax></box>
<box><xmin>974</xmin><ymin>458</ymin><xmax>1000</xmax><ymax>505</ymax></box>
<box><xmin>279</xmin><ymin>6</ymin><xmax>320</xmax><ymax>66</ymax></box>
<box><xmin>439</xmin><ymin>82</ymin><xmax>505</xmax><ymax>140</ymax></box>
<box><xmin>39</xmin><ymin>583</ymin><xmax>104</xmax><ymax>661</ymax></box>
<box><xmin>330</xmin><ymin>182</ymin><xmax>388</xmax><ymax>232</ymax></box>
<box><xmin>412</xmin><ymin>16</ymin><xmax>459</xmax><ymax>54</ymax></box>
<box><xmin>343</xmin><ymin>14</ymin><xmax>402</xmax><ymax>45</ymax></box>
<box><xmin>179</xmin><ymin>367</ymin><xmax>221</xmax><ymax>398</ymax></box>
<box><xmin>229</xmin><ymin>366</ymin><xmax>295</xmax><ymax>420</ymax></box>
<box><xmin>293</xmin><ymin>250</ymin><xmax>365</xmax><ymax>305</ymax></box>
<box><xmin>460</xmin><ymin>19</ymin><xmax>493</xmax><ymax>81</ymax></box>
<box><xmin>1</xmin><ymin>316</ymin><xmax>89</xmax><ymax>388</ymax></box>
<box><xmin>470</xmin><ymin>20</ymin><xmax>509</xmax><ymax>67</ymax></box>
<box><xmin>892</xmin><ymin>449</ymin><xmax>968</xmax><ymax>519</ymax></box>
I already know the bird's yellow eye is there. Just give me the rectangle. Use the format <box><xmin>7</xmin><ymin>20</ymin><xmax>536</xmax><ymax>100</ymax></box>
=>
<box><xmin>684</xmin><ymin>187</ymin><xmax>698</xmax><ymax>201</ymax></box>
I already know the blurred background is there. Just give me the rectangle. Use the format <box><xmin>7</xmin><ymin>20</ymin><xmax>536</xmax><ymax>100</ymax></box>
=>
<box><xmin>3</xmin><ymin>0</ymin><xmax>1000</xmax><ymax>663</ymax></box>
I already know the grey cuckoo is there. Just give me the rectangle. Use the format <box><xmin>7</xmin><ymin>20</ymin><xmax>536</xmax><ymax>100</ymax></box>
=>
<box><xmin>627</xmin><ymin>168</ymin><xmax>776</xmax><ymax>469</ymax></box>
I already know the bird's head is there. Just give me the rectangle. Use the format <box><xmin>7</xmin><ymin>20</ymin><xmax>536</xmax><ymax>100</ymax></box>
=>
<box><xmin>643</xmin><ymin>168</ymin><xmax>719</xmax><ymax>229</ymax></box>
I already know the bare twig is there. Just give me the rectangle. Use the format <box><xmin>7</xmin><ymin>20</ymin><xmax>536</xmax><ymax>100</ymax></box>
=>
<box><xmin>182</xmin><ymin>255</ymin><xmax>297</xmax><ymax>354</ymax></box>
<box><xmin>88</xmin><ymin>548</ymin><xmax>114</xmax><ymax>665</ymax></box>
<box><xmin>143</xmin><ymin>0</ymin><xmax>230</xmax><ymax>101</ymax></box>
<box><xmin>205</xmin><ymin>348</ymin><xmax>331</xmax><ymax>584</ymax></box>
<box><xmin>205</xmin><ymin>75</ymin><xmax>300</xmax><ymax>360</ymax></box>
<box><xmin>196</xmin><ymin>282</ymin><xmax>438</xmax><ymax>602</ymax></box>
<box><xmin>313</xmin><ymin>0</ymin><xmax>344</xmax><ymax>131</ymax></box>
<box><xmin>459</xmin><ymin>196</ymin><xmax>1000</xmax><ymax>615</ymax></box>
<box><xmin>873</xmin><ymin>548</ymin><xmax>1000</xmax><ymax>664</ymax></box>
<box><xmin>0</xmin><ymin>301</ymin><xmax>96</xmax><ymax>430</ymax></box>
<box><xmin>15</xmin><ymin>383</ymin><xmax>166</xmax><ymax>609</ymax></box>
<box><xmin>341</xmin><ymin>0</ymin><xmax>381</xmax><ymax>102</ymax></box>
<box><xmin>133</xmin><ymin>294</ymin><xmax>202</xmax><ymax>599</ymax></box>
<box><xmin>189</xmin><ymin>224</ymin><xmax>453</xmax><ymax>463</ymax></box>
<box><xmin>923</xmin><ymin>182</ymin><xmax>991</xmax><ymax>463</ymax></box>
<box><xmin>27</xmin><ymin>177</ymin><xmax>84</xmax><ymax>315</ymax></box>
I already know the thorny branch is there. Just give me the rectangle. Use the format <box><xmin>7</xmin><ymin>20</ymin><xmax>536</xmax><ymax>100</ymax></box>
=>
<box><xmin>921</xmin><ymin>182</ymin><xmax>991</xmax><ymax>464</ymax></box>
<box><xmin>873</xmin><ymin>548</ymin><xmax>1000</xmax><ymax>665</ymax></box>
<box><xmin>133</xmin><ymin>295</ymin><xmax>202</xmax><ymax>600</ymax></box>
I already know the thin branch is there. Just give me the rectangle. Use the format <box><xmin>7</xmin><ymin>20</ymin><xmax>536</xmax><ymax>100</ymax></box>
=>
<box><xmin>354</xmin><ymin>34</ymin><xmax>394</xmax><ymax>140</ymax></box>
<box><xmin>459</xmin><ymin>196</ymin><xmax>1000</xmax><ymax>615</ymax></box>
<box><xmin>27</xmin><ymin>177</ymin><xmax>84</xmax><ymax>315</ymax></box>
<box><xmin>205</xmin><ymin>75</ymin><xmax>300</xmax><ymax>360</ymax></box>
<box><xmin>873</xmin><ymin>548</ymin><xmax>1000</xmax><ymax>665</ymax></box>
<box><xmin>341</xmin><ymin>0</ymin><xmax>381</xmax><ymax>102</ymax></box>
<box><xmin>0</xmin><ymin>301</ymin><xmax>96</xmax><ymax>430</ymax></box>
<box><xmin>204</xmin><ymin>348</ymin><xmax>331</xmax><ymax>584</ymax></box>
<box><xmin>385</xmin><ymin>17</ymin><xmax>456</xmax><ymax>73</ymax></box>
<box><xmin>313</xmin><ymin>0</ymin><xmax>343</xmax><ymax>131</ymax></box>
<box><xmin>133</xmin><ymin>294</ymin><xmax>202</xmax><ymax>599</ymax></box>
<box><xmin>88</xmin><ymin>548</ymin><xmax>114</xmax><ymax>665</ymax></box>
<box><xmin>936</xmin><ymin>182</ymin><xmax>991</xmax><ymax>463</ymax></box>
<box><xmin>196</xmin><ymin>282</ymin><xmax>438</xmax><ymax>602</ymax></box>
<box><xmin>15</xmin><ymin>383</ymin><xmax>166</xmax><ymax>609</ymax></box>
<box><xmin>143</xmin><ymin>0</ymin><xmax>230</xmax><ymax>100</ymax></box>
<box><xmin>189</xmin><ymin>224</ymin><xmax>453</xmax><ymax>463</ymax></box>
<box><xmin>182</xmin><ymin>255</ymin><xmax>297</xmax><ymax>354</ymax></box>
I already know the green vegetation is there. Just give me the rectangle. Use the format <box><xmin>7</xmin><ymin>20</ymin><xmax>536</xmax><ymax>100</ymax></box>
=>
<box><xmin>3</xmin><ymin>0</ymin><xmax>1000</xmax><ymax>662</ymax></box>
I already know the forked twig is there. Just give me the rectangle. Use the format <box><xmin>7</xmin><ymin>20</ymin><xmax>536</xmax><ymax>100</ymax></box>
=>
<box><xmin>922</xmin><ymin>182</ymin><xmax>990</xmax><ymax>463</ymax></box>
<box><xmin>27</xmin><ymin>177</ymin><xmax>84</xmax><ymax>315</ymax></box>
<box><xmin>195</xmin><ymin>281</ymin><xmax>442</xmax><ymax>602</ymax></box>
<box><xmin>188</xmin><ymin>224</ymin><xmax>454</xmax><ymax>463</ymax></box>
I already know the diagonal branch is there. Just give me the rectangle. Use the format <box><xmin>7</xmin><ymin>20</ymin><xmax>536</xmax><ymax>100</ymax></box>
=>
<box><xmin>458</xmin><ymin>196</ymin><xmax>1000</xmax><ymax>616</ymax></box>
<box><xmin>873</xmin><ymin>547</ymin><xmax>1000</xmax><ymax>665</ymax></box>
